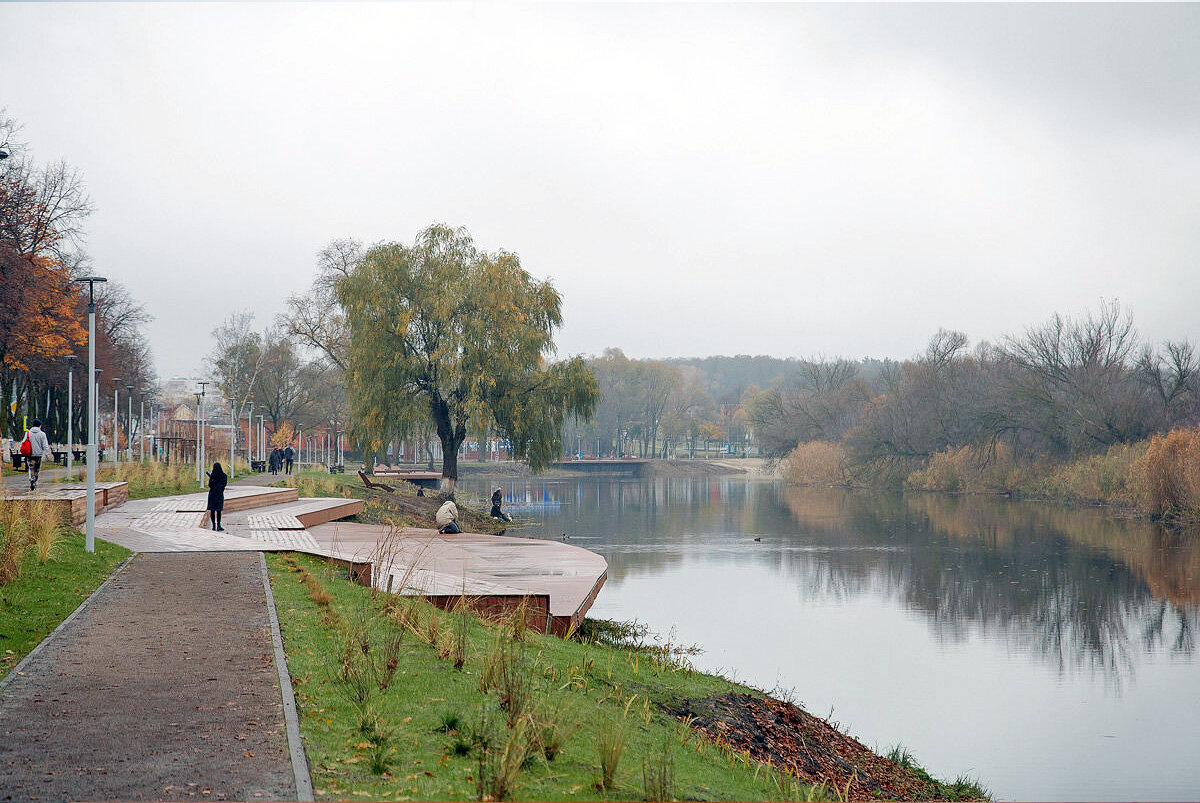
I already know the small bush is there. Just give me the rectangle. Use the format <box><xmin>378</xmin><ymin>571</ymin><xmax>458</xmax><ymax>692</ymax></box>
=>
<box><xmin>1134</xmin><ymin>426</ymin><xmax>1200</xmax><ymax>518</ymax></box>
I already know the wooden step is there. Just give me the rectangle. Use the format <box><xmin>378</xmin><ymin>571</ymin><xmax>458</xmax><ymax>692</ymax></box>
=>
<box><xmin>175</xmin><ymin>486</ymin><xmax>299</xmax><ymax>513</ymax></box>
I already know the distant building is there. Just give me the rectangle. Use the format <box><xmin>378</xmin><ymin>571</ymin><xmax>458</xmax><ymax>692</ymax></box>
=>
<box><xmin>160</xmin><ymin>378</ymin><xmax>230</xmax><ymax>417</ymax></box>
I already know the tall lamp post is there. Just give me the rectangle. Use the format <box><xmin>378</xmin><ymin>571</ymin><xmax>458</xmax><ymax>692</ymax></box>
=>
<box><xmin>229</xmin><ymin>396</ymin><xmax>236</xmax><ymax>478</ymax></box>
<box><xmin>111</xmin><ymin>378</ymin><xmax>122</xmax><ymax>465</ymax></box>
<box><xmin>124</xmin><ymin>384</ymin><xmax>133</xmax><ymax>462</ymax></box>
<box><xmin>198</xmin><ymin>381</ymin><xmax>209</xmax><ymax>478</ymax></box>
<box><xmin>65</xmin><ymin>355</ymin><xmax>77</xmax><ymax>479</ymax></box>
<box><xmin>246</xmin><ymin>398</ymin><xmax>254</xmax><ymax>471</ymax></box>
<box><xmin>194</xmin><ymin>392</ymin><xmax>202</xmax><ymax>482</ymax></box>
<box><xmin>74</xmin><ymin>276</ymin><xmax>106</xmax><ymax>553</ymax></box>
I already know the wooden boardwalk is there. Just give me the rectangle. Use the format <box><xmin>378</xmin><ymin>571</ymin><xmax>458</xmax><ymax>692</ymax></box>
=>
<box><xmin>1</xmin><ymin>482</ymin><xmax>129</xmax><ymax>525</ymax></box>
<box><xmin>92</xmin><ymin>488</ymin><xmax>606</xmax><ymax>635</ymax></box>
<box><xmin>307</xmin><ymin>522</ymin><xmax>608</xmax><ymax>635</ymax></box>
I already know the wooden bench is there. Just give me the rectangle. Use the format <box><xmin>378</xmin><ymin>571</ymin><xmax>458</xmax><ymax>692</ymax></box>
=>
<box><xmin>358</xmin><ymin>470</ymin><xmax>395</xmax><ymax>492</ymax></box>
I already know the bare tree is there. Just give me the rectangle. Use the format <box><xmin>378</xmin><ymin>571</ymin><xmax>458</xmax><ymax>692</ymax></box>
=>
<box><xmin>283</xmin><ymin>238</ymin><xmax>359</xmax><ymax>371</ymax></box>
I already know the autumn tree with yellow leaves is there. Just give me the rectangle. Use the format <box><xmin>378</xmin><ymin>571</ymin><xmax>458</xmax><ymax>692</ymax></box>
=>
<box><xmin>1</xmin><ymin>113</ymin><xmax>154</xmax><ymax>444</ymax></box>
<box><xmin>337</xmin><ymin>224</ymin><xmax>598</xmax><ymax>489</ymax></box>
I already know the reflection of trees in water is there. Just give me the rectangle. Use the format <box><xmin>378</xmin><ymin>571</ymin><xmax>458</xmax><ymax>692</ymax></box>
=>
<box><xmin>783</xmin><ymin>488</ymin><xmax>1200</xmax><ymax>682</ymax></box>
<box><xmin>496</xmin><ymin>477</ymin><xmax>1198</xmax><ymax>682</ymax></box>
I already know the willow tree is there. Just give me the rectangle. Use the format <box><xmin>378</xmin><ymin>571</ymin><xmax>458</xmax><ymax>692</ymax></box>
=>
<box><xmin>337</xmin><ymin>224</ymin><xmax>598</xmax><ymax>488</ymax></box>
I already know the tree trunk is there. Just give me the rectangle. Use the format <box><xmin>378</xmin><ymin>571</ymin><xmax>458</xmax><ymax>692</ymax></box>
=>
<box><xmin>432</xmin><ymin>396</ymin><xmax>465</xmax><ymax>492</ymax></box>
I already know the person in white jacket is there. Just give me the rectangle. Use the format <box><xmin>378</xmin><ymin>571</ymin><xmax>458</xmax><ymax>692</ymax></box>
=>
<box><xmin>23</xmin><ymin>419</ymin><xmax>52</xmax><ymax>491</ymax></box>
<box><xmin>435</xmin><ymin>496</ymin><xmax>461</xmax><ymax>534</ymax></box>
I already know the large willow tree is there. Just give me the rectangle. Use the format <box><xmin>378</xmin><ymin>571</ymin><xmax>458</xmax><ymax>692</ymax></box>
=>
<box><xmin>337</xmin><ymin>224</ymin><xmax>598</xmax><ymax>488</ymax></box>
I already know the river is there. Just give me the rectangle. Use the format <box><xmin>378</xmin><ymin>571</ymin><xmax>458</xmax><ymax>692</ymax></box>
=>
<box><xmin>461</xmin><ymin>474</ymin><xmax>1200</xmax><ymax>801</ymax></box>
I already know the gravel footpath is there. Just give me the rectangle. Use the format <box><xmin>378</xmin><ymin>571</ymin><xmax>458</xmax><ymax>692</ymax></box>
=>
<box><xmin>0</xmin><ymin>552</ymin><xmax>298</xmax><ymax>802</ymax></box>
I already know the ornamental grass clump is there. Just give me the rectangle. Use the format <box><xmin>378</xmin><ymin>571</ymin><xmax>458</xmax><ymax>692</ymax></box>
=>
<box><xmin>596</xmin><ymin>711</ymin><xmax>627</xmax><ymax>791</ymax></box>
<box><xmin>0</xmin><ymin>499</ymin><xmax>32</xmax><ymax>584</ymax></box>
<box><xmin>27</xmin><ymin>498</ymin><xmax>66</xmax><ymax>563</ymax></box>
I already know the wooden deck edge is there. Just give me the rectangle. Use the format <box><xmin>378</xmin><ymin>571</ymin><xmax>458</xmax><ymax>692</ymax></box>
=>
<box><xmin>295</xmin><ymin>499</ymin><xmax>364</xmax><ymax>529</ymax></box>
<box><xmin>424</xmin><ymin>593</ymin><xmax>553</xmax><ymax>634</ymax></box>
<box><xmin>551</xmin><ymin>569</ymin><xmax>608</xmax><ymax>637</ymax></box>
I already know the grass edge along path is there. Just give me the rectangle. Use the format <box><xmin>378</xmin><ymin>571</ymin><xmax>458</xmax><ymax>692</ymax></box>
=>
<box><xmin>0</xmin><ymin>535</ymin><xmax>132</xmax><ymax>679</ymax></box>
<box><xmin>266</xmin><ymin>551</ymin><xmax>988</xmax><ymax>802</ymax></box>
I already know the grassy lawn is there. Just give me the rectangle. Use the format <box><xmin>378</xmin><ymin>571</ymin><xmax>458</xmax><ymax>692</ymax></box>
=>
<box><xmin>0</xmin><ymin>533</ymin><xmax>131</xmax><ymax>678</ymax></box>
<box><xmin>268</xmin><ymin>551</ymin><xmax>811</xmax><ymax>802</ymax></box>
<box><xmin>268</xmin><ymin>552</ymin><xmax>987</xmax><ymax>802</ymax></box>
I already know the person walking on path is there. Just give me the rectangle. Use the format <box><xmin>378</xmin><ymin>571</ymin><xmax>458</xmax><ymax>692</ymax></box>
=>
<box><xmin>283</xmin><ymin>444</ymin><xmax>295</xmax><ymax>475</ymax></box>
<box><xmin>21</xmin><ymin>419</ymin><xmax>52</xmax><ymax>491</ymax></box>
<box><xmin>436</xmin><ymin>495</ymin><xmax>461</xmax><ymax>534</ymax></box>
<box><xmin>206</xmin><ymin>462</ymin><xmax>228</xmax><ymax>531</ymax></box>
<box><xmin>268</xmin><ymin>447</ymin><xmax>281</xmax><ymax>475</ymax></box>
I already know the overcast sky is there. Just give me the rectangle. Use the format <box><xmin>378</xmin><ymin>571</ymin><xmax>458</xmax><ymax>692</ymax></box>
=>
<box><xmin>3</xmin><ymin>3</ymin><xmax>1198</xmax><ymax>379</ymax></box>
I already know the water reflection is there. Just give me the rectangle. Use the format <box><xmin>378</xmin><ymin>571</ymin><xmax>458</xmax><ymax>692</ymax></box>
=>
<box><xmin>475</xmin><ymin>478</ymin><xmax>1199</xmax><ymax>684</ymax></box>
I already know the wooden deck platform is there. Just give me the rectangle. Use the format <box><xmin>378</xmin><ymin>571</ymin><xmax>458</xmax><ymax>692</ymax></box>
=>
<box><xmin>246</xmin><ymin>498</ymin><xmax>364</xmax><ymax>530</ymax></box>
<box><xmin>2</xmin><ymin>482</ymin><xmax>130</xmax><ymax>525</ymax></box>
<box><xmin>306</xmin><ymin>522</ymin><xmax>608</xmax><ymax>635</ymax></box>
<box><xmin>373</xmin><ymin>469</ymin><xmax>441</xmax><ymax>488</ymax></box>
<box><xmin>90</xmin><ymin>488</ymin><xmax>608</xmax><ymax>638</ymax></box>
<box><xmin>173</xmin><ymin>486</ymin><xmax>299</xmax><ymax>513</ymax></box>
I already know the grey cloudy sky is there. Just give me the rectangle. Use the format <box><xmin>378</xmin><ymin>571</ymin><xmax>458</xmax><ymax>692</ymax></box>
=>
<box><xmin>3</xmin><ymin>3</ymin><xmax>1198</xmax><ymax>379</ymax></box>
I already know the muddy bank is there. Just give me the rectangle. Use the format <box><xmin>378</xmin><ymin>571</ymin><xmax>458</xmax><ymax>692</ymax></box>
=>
<box><xmin>668</xmin><ymin>693</ymin><xmax>986</xmax><ymax>801</ymax></box>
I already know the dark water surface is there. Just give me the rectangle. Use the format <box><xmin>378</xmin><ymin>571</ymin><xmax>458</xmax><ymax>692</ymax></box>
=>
<box><xmin>462</xmin><ymin>476</ymin><xmax>1200</xmax><ymax>801</ymax></box>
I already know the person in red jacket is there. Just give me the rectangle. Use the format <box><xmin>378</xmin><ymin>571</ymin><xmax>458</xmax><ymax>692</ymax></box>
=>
<box><xmin>22</xmin><ymin>419</ymin><xmax>52</xmax><ymax>491</ymax></box>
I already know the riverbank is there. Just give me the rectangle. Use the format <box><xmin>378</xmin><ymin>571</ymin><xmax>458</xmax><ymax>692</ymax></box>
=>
<box><xmin>784</xmin><ymin>424</ymin><xmax>1200</xmax><ymax>524</ymax></box>
<box><xmin>457</xmin><ymin>456</ymin><xmax>778</xmax><ymax>480</ymax></box>
<box><xmin>3</xmin><ymin>467</ymin><xmax>990</xmax><ymax>800</ymax></box>
<box><xmin>266</xmin><ymin>550</ymin><xmax>988</xmax><ymax>801</ymax></box>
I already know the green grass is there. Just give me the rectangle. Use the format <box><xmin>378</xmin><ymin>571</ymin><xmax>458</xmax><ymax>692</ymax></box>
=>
<box><xmin>0</xmin><ymin>535</ymin><xmax>131</xmax><ymax>678</ymax></box>
<box><xmin>267</xmin><ymin>551</ymin><xmax>831</xmax><ymax>802</ymax></box>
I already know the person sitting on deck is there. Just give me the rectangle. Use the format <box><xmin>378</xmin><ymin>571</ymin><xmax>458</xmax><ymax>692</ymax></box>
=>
<box><xmin>436</xmin><ymin>495</ymin><xmax>461</xmax><ymax>534</ymax></box>
<box><xmin>490</xmin><ymin>488</ymin><xmax>512</xmax><ymax>522</ymax></box>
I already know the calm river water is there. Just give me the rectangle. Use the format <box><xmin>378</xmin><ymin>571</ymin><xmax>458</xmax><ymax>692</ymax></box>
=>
<box><xmin>461</xmin><ymin>475</ymin><xmax>1200</xmax><ymax>801</ymax></box>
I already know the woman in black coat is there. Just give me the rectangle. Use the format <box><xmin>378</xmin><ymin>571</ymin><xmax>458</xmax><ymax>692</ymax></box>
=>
<box><xmin>206</xmin><ymin>462</ymin><xmax>228</xmax><ymax>531</ymax></box>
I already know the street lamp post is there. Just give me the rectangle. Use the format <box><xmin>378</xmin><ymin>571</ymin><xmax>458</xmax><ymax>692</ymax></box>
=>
<box><xmin>194</xmin><ymin>392</ymin><xmax>202</xmax><ymax>482</ymax></box>
<box><xmin>65</xmin><ymin>355</ymin><xmax>76</xmax><ymax>479</ymax></box>
<box><xmin>246</xmin><ymin>399</ymin><xmax>254</xmax><ymax>471</ymax></box>
<box><xmin>125</xmin><ymin>384</ymin><xmax>133</xmax><ymax>462</ymax></box>
<box><xmin>198</xmin><ymin>381</ymin><xmax>209</xmax><ymax>478</ymax></box>
<box><xmin>139</xmin><ymin>396</ymin><xmax>145</xmax><ymax>462</ymax></box>
<box><xmin>111</xmin><ymin>379</ymin><xmax>122</xmax><ymax>465</ymax></box>
<box><xmin>73</xmin><ymin>276</ymin><xmax>107</xmax><ymax>553</ymax></box>
<box><xmin>257</xmin><ymin>415</ymin><xmax>264</xmax><ymax>463</ymax></box>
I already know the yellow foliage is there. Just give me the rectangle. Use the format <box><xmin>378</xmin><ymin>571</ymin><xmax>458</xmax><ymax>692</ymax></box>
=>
<box><xmin>1133</xmin><ymin>426</ymin><xmax>1200</xmax><ymax>518</ymax></box>
<box><xmin>271</xmin><ymin>422</ymin><xmax>296</xmax><ymax>450</ymax></box>
<box><xmin>783</xmin><ymin>441</ymin><xmax>848</xmax><ymax>486</ymax></box>
<box><xmin>904</xmin><ymin>443</ymin><xmax>1032</xmax><ymax>494</ymax></box>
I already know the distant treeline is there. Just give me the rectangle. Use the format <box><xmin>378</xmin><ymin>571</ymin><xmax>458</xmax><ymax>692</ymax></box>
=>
<box><xmin>745</xmin><ymin>302</ymin><xmax>1200</xmax><ymax>520</ymax></box>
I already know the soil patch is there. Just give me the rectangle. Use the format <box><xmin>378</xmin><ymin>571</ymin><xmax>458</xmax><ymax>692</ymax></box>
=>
<box><xmin>668</xmin><ymin>693</ymin><xmax>982</xmax><ymax>801</ymax></box>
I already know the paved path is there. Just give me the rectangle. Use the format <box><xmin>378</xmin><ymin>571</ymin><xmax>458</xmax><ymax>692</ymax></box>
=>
<box><xmin>0</xmin><ymin>464</ymin><xmax>72</xmax><ymax>491</ymax></box>
<box><xmin>0</xmin><ymin>552</ymin><xmax>300</xmax><ymax>802</ymax></box>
